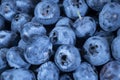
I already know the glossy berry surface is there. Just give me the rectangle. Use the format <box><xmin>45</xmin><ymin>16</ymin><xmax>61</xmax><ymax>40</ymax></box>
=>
<box><xmin>63</xmin><ymin>0</ymin><xmax>88</xmax><ymax>19</ymax></box>
<box><xmin>24</xmin><ymin>36</ymin><xmax>53</xmax><ymax>65</ymax></box>
<box><xmin>73</xmin><ymin>16</ymin><xmax>96</xmax><ymax>38</ymax></box>
<box><xmin>73</xmin><ymin>62</ymin><xmax>98</xmax><ymax>80</ymax></box>
<box><xmin>99</xmin><ymin>2</ymin><xmax>120</xmax><ymax>31</ymax></box>
<box><xmin>37</xmin><ymin>61</ymin><xmax>59</xmax><ymax>80</ymax></box>
<box><xmin>100</xmin><ymin>61</ymin><xmax>120</xmax><ymax>80</ymax></box>
<box><xmin>83</xmin><ymin>36</ymin><xmax>111</xmax><ymax>66</ymax></box>
<box><xmin>55</xmin><ymin>44</ymin><xmax>81</xmax><ymax>72</ymax></box>
<box><xmin>34</xmin><ymin>1</ymin><xmax>60</xmax><ymax>25</ymax></box>
<box><xmin>49</xmin><ymin>26</ymin><xmax>76</xmax><ymax>45</ymax></box>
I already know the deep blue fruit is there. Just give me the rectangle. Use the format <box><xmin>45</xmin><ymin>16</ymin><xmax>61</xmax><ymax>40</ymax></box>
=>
<box><xmin>34</xmin><ymin>1</ymin><xmax>60</xmax><ymax>25</ymax></box>
<box><xmin>94</xmin><ymin>30</ymin><xmax>115</xmax><ymax>44</ymax></box>
<box><xmin>86</xmin><ymin>0</ymin><xmax>111</xmax><ymax>11</ymax></box>
<box><xmin>60</xmin><ymin>74</ymin><xmax>72</xmax><ymax>80</ymax></box>
<box><xmin>112</xmin><ymin>0</ymin><xmax>120</xmax><ymax>4</ymax></box>
<box><xmin>99</xmin><ymin>2</ymin><xmax>120</xmax><ymax>31</ymax></box>
<box><xmin>6</xmin><ymin>47</ymin><xmax>30</xmax><ymax>69</ymax></box>
<box><xmin>0</xmin><ymin>48</ymin><xmax>8</xmax><ymax>73</ymax></box>
<box><xmin>100</xmin><ymin>61</ymin><xmax>120</xmax><ymax>80</ymax></box>
<box><xmin>73</xmin><ymin>16</ymin><xmax>96</xmax><ymax>38</ymax></box>
<box><xmin>24</xmin><ymin>36</ymin><xmax>53</xmax><ymax>65</ymax></box>
<box><xmin>0</xmin><ymin>1</ymin><xmax>16</xmax><ymax>21</ymax></box>
<box><xmin>56</xmin><ymin>17</ymin><xmax>73</xmax><ymax>27</ymax></box>
<box><xmin>11</xmin><ymin>13</ymin><xmax>31</xmax><ymax>33</ymax></box>
<box><xmin>0</xmin><ymin>68</ymin><xmax>36</xmax><ymax>80</ymax></box>
<box><xmin>73</xmin><ymin>62</ymin><xmax>98</xmax><ymax>80</ymax></box>
<box><xmin>117</xmin><ymin>28</ymin><xmax>120</xmax><ymax>36</ymax></box>
<box><xmin>0</xmin><ymin>30</ymin><xmax>18</xmax><ymax>48</ymax></box>
<box><xmin>37</xmin><ymin>61</ymin><xmax>59</xmax><ymax>80</ymax></box>
<box><xmin>111</xmin><ymin>36</ymin><xmax>120</xmax><ymax>61</ymax></box>
<box><xmin>15</xmin><ymin>0</ymin><xmax>34</xmax><ymax>13</ymax></box>
<box><xmin>18</xmin><ymin>39</ymin><xmax>28</xmax><ymax>50</ymax></box>
<box><xmin>21</xmin><ymin>22</ymin><xmax>46</xmax><ymax>42</ymax></box>
<box><xmin>63</xmin><ymin>0</ymin><xmax>88</xmax><ymax>19</ymax></box>
<box><xmin>0</xmin><ymin>15</ymin><xmax>5</xmax><ymax>30</ymax></box>
<box><xmin>49</xmin><ymin>26</ymin><xmax>76</xmax><ymax>45</ymax></box>
<box><xmin>55</xmin><ymin>44</ymin><xmax>81</xmax><ymax>72</ymax></box>
<box><xmin>83</xmin><ymin>36</ymin><xmax>111</xmax><ymax>66</ymax></box>
<box><xmin>41</xmin><ymin>0</ymin><xmax>59</xmax><ymax>3</ymax></box>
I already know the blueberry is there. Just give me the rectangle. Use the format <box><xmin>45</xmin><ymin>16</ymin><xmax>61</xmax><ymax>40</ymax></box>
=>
<box><xmin>111</xmin><ymin>36</ymin><xmax>120</xmax><ymax>61</ymax></box>
<box><xmin>41</xmin><ymin>0</ymin><xmax>59</xmax><ymax>3</ymax></box>
<box><xmin>117</xmin><ymin>28</ymin><xmax>120</xmax><ymax>36</ymax></box>
<box><xmin>100</xmin><ymin>61</ymin><xmax>120</xmax><ymax>80</ymax></box>
<box><xmin>55</xmin><ymin>44</ymin><xmax>81</xmax><ymax>72</ymax></box>
<box><xmin>99</xmin><ymin>2</ymin><xmax>120</xmax><ymax>31</ymax></box>
<box><xmin>86</xmin><ymin>0</ymin><xmax>111</xmax><ymax>11</ymax></box>
<box><xmin>60</xmin><ymin>74</ymin><xmax>72</xmax><ymax>80</ymax></box>
<box><xmin>15</xmin><ymin>0</ymin><xmax>34</xmax><ymax>13</ymax></box>
<box><xmin>73</xmin><ymin>62</ymin><xmax>98</xmax><ymax>80</ymax></box>
<box><xmin>56</xmin><ymin>17</ymin><xmax>73</xmax><ymax>27</ymax></box>
<box><xmin>83</xmin><ymin>36</ymin><xmax>111</xmax><ymax>66</ymax></box>
<box><xmin>34</xmin><ymin>1</ymin><xmax>60</xmax><ymax>25</ymax></box>
<box><xmin>0</xmin><ymin>1</ymin><xmax>16</xmax><ymax>21</ymax></box>
<box><xmin>0</xmin><ymin>30</ymin><xmax>18</xmax><ymax>48</ymax></box>
<box><xmin>37</xmin><ymin>61</ymin><xmax>59</xmax><ymax>80</ymax></box>
<box><xmin>18</xmin><ymin>39</ymin><xmax>28</xmax><ymax>50</ymax></box>
<box><xmin>73</xmin><ymin>16</ymin><xmax>96</xmax><ymax>38</ymax></box>
<box><xmin>11</xmin><ymin>13</ymin><xmax>31</xmax><ymax>33</ymax></box>
<box><xmin>63</xmin><ymin>0</ymin><xmax>88</xmax><ymax>19</ymax></box>
<box><xmin>112</xmin><ymin>0</ymin><xmax>120</xmax><ymax>4</ymax></box>
<box><xmin>0</xmin><ymin>48</ymin><xmax>8</xmax><ymax>73</ymax></box>
<box><xmin>94</xmin><ymin>30</ymin><xmax>115</xmax><ymax>44</ymax></box>
<box><xmin>21</xmin><ymin>22</ymin><xmax>46</xmax><ymax>42</ymax></box>
<box><xmin>1</xmin><ymin>68</ymin><xmax>36</xmax><ymax>80</ymax></box>
<box><xmin>0</xmin><ymin>15</ymin><xmax>5</xmax><ymax>30</ymax></box>
<box><xmin>49</xmin><ymin>26</ymin><xmax>76</xmax><ymax>45</ymax></box>
<box><xmin>24</xmin><ymin>36</ymin><xmax>53</xmax><ymax>65</ymax></box>
<box><xmin>6</xmin><ymin>47</ymin><xmax>30</xmax><ymax>69</ymax></box>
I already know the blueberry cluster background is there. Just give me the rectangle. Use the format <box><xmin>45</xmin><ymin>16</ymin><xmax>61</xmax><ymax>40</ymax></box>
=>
<box><xmin>0</xmin><ymin>0</ymin><xmax>120</xmax><ymax>80</ymax></box>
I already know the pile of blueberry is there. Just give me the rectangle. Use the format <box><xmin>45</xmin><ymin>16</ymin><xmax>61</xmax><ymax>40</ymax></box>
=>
<box><xmin>0</xmin><ymin>0</ymin><xmax>120</xmax><ymax>80</ymax></box>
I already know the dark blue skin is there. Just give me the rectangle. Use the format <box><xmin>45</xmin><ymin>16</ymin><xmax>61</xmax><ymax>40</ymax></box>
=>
<box><xmin>0</xmin><ymin>68</ymin><xmax>36</xmax><ymax>80</ymax></box>
<box><xmin>49</xmin><ymin>26</ymin><xmax>76</xmax><ymax>45</ymax></box>
<box><xmin>21</xmin><ymin>22</ymin><xmax>46</xmax><ymax>42</ymax></box>
<box><xmin>0</xmin><ymin>15</ymin><xmax>5</xmax><ymax>30</ymax></box>
<box><xmin>37</xmin><ymin>61</ymin><xmax>59</xmax><ymax>80</ymax></box>
<box><xmin>60</xmin><ymin>74</ymin><xmax>72</xmax><ymax>80</ymax></box>
<box><xmin>11</xmin><ymin>13</ymin><xmax>31</xmax><ymax>33</ymax></box>
<box><xmin>86</xmin><ymin>0</ymin><xmax>111</xmax><ymax>11</ymax></box>
<box><xmin>15</xmin><ymin>0</ymin><xmax>34</xmax><ymax>13</ymax></box>
<box><xmin>73</xmin><ymin>16</ymin><xmax>96</xmax><ymax>38</ymax></box>
<box><xmin>0</xmin><ymin>48</ymin><xmax>8</xmax><ymax>73</ymax></box>
<box><xmin>112</xmin><ymin>0</ymin><xmax>120</xmax><ymax>3</ymax></box>
<box><xmin>94</xmin><ymin>30</ymin><xmax>115</xmax><ymax>44</ymax></box>
<box><xmin>73</xmin><ymin>62</ymin><xmax>98</xmax><ymax>80</ymax></box>
<box><xmin>34</xmin><ymin>1</ymin><xmax>60</xmax><ymax>25</ymax></box>
<box><xmin>99</xmin><ymin>2</ymin><xmax>120</xmax><ymax>31</ymax></box>
<box><xmin>83</xmin><ymin>36</ymin><xmax>111</xmax><ymax>66</ymax></box>
<box><xmin>41</xmin><ymin>0</ymin><xmax>59</xmax><ymax>3</ymax></box>
<box><xmin>0</xmin><ymin>30</ymin><xmax>18</xmax><ymax>48</ymax></box>
<box><xmin>6</xmin><ymin>47</ymin><xmax>30</xmax><ymax>69</ymax></box>
<box><xmin>117</xmin><ymin>28</ymin><xmax>120</xmax><ymax>36</ymax></box>
<box><xmin>111</xmin><ymin>36</ymin><xmax>120</xmax><ymax>61</ymax></box>
<box><xmin>18</xmin><ymin>39</ymin><xmax>28</xmax><ymax>50</ymax></box>
<box><xmin>100</xmin><ymin>61</ymin><xmax>120</xmax><ymax>80</ymax></box>
<box><xmin>55</xmin><ymin>17</ymin><xmax>73</xmax><ymax>27</ymax></box>
<box><xmin>0</xmin><ymin>1</ymin><xmax>16</xmax><ymax>21</ymax></box>
<box><xmin>24</xmin><ymin>36</ymin><xmax>53</xmax><ymax>65</ymax></box>
<box><xmin>55</xmin><ymin>45</ymin><xmax>81</xmax><ymax>72</ymax></box>
<box><xmin>63</xmin><ymin>0</ymin><xmax>88</xmax><ymax>19</ymax></box>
